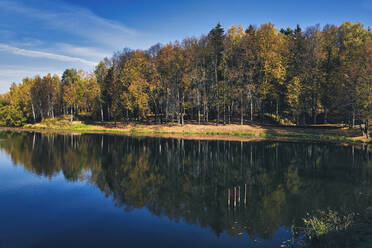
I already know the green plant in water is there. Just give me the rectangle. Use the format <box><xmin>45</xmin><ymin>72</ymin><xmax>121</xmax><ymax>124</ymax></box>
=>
<box><xmin>303</xmin><ymin>210</ymin><xmax>355</xmax><ymax>240</ymax></box>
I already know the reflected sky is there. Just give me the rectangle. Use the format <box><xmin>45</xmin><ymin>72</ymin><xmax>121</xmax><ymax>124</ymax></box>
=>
<box><xmin>0</xmin><ymin>132</ymin><xmax>370</xmax><ymax>248</ymax></box>
<box><xmin>0</xmin><ymin>151</ymin><xmax>255</xmax><ymax>248</ymax></box>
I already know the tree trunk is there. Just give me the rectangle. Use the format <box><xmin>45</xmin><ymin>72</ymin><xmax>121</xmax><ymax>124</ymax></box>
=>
<box><xmin>177</xmin><ymin>90</ymin><xmax>181</xmax><ymax>125</ymax></box>
<box><xmin>40</xmin><ymin>104</ymin><xmax>43</xmax><ymax>120</ymax></box>
<box><xmin>216</xmin><ymin>103</ymin><xmax>219</xmax><ymax>126</ymax></box>
<box><xmin>206</xmin><ymin>107</ymin><xmax>209</xmax><ymax>124</ymax></box>
<box><xmin>223</xmin><ymin>105</ymin><xmax>226</xmax><ymax>125</ymax></box>
<box><xmin>31</xmin><ymin>103</ymin><xmax>36</xmax><ymax>123</ymax></box>
<box><xmin>296</xmin><ymin>113</ymin><xmax>300</xmax><ymax>126</ymax></box>
<box><xmin>181</xmin><ymin>94</ymin><xmax>185</xmax><ymax>126</ymax></box>
<box><xmin>241</xmin><ymin>93</ymin><xmax>244</xmax><ymax>125</ymax></box>
<box><xmin>228</xmin><ymin>105</ymin><xmax>231</xmax><ymax>124</ymax></box>
<box><xmin>203</xmin><ymin>103</ymin><xmax>206</xmax><ymax>124</ymax></box>
<box><xmin>365</xmin><ymin>120</ymin><xmax>369</xmax><ymax>138</ymax></box>
<box><xmin>324</xmin><ymin>108</ymin><xmax>328</xmax><ymax>124</ymax></box>
<box><xmin>250</xmin><ymin>99</ymin><xmax>253</xmax><ymax>122</ymax></box>
<box><xmin>214</xmin><ymin>55</ymin><xmax>218</xmax><ymax>126</ymax></box>
<box><xmin>240</xmin><ymin>107</ymin><xmax>244</xmax><ymax>126</ymax></box>
<box><xmin>276</xmin><ymin>100</ymin><xmax>279</xmax><ymax>118</ymax></box>
<box><xmin>198</xmin><ymin>108</ymin><xmax>200</xmax><ymax>125</ymax></box>
<box><xmin>100</xmin><ymin>104</ymin><xmax>104</xmax><ymax>122</ymax></box>
<box><xmin>302</xmin><ymin>109</ymin><xmax>306</xmax><ymax>125</ymax></box>
<box><xmin>166</xmin><ymin>88</ymin><xmax>170</xmax><ymax>123</ymax></box>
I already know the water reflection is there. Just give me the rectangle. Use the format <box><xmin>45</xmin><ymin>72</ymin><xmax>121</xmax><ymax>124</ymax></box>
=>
<box><xmin>0</xmin><ymin>131</ymin><xmax>371</xmax><ymax>245</ymax></box>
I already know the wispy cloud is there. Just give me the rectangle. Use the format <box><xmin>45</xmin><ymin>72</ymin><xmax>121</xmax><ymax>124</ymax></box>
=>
<box><xmin>0</xmin><ymin>44</ymin><xmax>97</xmax><ymax>66</ymax></box>
<box><xmin>0</xmin><ymin>0</ymin><xmax>145</xmax><ymax>49</ymax></box>
<box><xmin>0</xmin><ymin>0</ymin><xmax>152</xmax><ymax>92</ymax></box>
<box><xmin>0</xmin><ymin>66</ymin><xmax>63</xmax><ymax>78</ymax></box>
<box><xmin>56</xmin><ymin>43</ymin><xmax>111</xmax><ymax>61</ymax></box>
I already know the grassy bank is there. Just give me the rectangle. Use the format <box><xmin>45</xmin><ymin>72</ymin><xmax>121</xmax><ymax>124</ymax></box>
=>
<box><xmin>1</xmin><ymin>117</ymin><xmax>365</xmax><ymax>144</ymax></box>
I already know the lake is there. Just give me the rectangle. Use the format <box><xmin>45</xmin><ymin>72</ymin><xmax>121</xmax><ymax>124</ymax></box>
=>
<box><xmin>0</xmin><ymin>131</ymin><xmax>370</xmax><ymax>248</ymax></box>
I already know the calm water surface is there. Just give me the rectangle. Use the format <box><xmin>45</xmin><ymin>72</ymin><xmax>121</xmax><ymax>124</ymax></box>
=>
<box><xmin>0</xmin><ymin>131</ymin><xmax>371</xmax><ymax>248</ymax></box>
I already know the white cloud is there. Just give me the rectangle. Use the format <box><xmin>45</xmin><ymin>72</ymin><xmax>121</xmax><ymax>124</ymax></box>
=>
<box><xmin>55</xmin><ymin>43</ymin><xmax>111</xmax><ymax>61</ymax></box>
<box><xmin>0</xmin><ymin>0</ymin><xmax>152</xmax><ymax>93</ymax></box>
<box><xmin>0</xmin><ymin>0</ymin><xmax>146</xmax><ymax>49</ymax></box>
<box><xmin>0</xmin><ymin>44</ymin><xmax>97</xmax><ymax>66</ymax></box>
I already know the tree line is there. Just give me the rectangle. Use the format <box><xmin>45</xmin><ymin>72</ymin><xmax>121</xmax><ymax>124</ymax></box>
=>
<box><xmin>0</xmin><ymin>22</ymin><xmax>371</xmax><ymax>127</ymax></box>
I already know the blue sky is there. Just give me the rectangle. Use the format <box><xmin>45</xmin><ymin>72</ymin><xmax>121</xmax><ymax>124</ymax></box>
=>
<box><xmin>0</xmin><ymin>0</ymin><xmax>371</xmax><ymax>93</ymax></box>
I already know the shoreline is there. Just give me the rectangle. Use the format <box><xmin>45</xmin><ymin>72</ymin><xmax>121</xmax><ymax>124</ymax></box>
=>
<box><xmin>1</xmin><ymin>122</ymin><xmax>371</xmax><ymax>145</ymax></box>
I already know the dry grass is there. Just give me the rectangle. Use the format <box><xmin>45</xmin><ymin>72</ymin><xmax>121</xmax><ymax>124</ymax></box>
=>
<box><xmin>13</xmin><ymin>118</ymin><xmax>370</xmax><ymax>144</ymax></box>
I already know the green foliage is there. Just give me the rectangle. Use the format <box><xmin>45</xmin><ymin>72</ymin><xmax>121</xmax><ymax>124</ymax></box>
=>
<box><xmin>0</xmin><ymin>105</ymin><xmax>26</xmax><ymax>127</ymax></box>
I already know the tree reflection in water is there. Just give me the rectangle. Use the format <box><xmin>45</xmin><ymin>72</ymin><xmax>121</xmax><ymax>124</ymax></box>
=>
<box><xmin>0</xmin><ymin>131</ymin><xmax>371</xmax><ymax>241</ymax></box>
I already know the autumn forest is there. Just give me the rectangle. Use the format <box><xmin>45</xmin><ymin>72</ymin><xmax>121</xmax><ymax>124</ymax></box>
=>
<box><xmin>0</xmin><ymin>22</ymin><xmax>371</xmax><ymax>128</ymax></box>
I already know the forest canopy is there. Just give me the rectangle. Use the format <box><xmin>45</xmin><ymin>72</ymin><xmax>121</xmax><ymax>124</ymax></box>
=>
<box><xmin>1</xmin><ymin>22</ymin><xmax>371</xmax><ymax>127</ymax></box>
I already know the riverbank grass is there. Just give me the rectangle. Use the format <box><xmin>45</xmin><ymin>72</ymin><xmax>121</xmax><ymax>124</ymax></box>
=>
<box><xmin>17</xmin><ymin>117</ymin><xmax>372</xmax><ymax>144</ymax></box>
